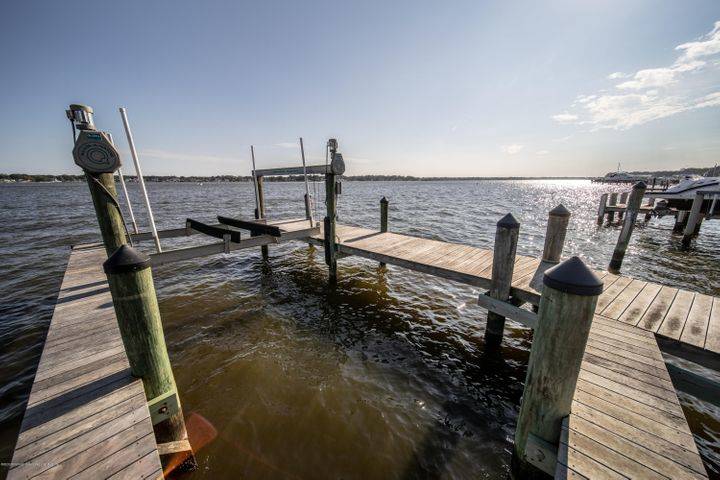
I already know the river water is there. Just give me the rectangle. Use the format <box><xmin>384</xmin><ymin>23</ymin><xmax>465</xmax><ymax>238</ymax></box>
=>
<box><xmin>0</xmin><ymin>180</ymin><xmax>718</xmax><ymax>479</ymax></box>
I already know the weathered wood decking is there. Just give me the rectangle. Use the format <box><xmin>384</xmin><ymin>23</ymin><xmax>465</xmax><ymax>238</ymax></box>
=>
<box><xmin>301</xmin><ymin>222</ymin><xmax>710</xmax><ymax>478</ymax></box>
<box><xmin>7</xmin><ymin>245</ymin><xmax>161</xmax><ymax>480</ymax></box>
<box><xmin>308</xmin><ymin>223</ymin><xmax>720</xmax><ymax>357</ymax></box>
<box><xmin>14</xmin><ymin>220</ymin><xmax>713</xmax><ymax>479</ymax></box>
<box><xmin>560</xmin><ymin>316</ymin><xmax>708</xmax><ymax>478</ymax></box>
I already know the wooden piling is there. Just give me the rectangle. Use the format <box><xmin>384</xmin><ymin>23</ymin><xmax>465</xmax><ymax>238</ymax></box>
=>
<box><xmin>85</xmin><ymin>172</ymin><xmax>128</xmax><ymax>256</ymax></box>
<box><xmin>379</xmin><ymin>197</ymin><xmax>389</xmax><ymax>268</ymax></box>
<box><xmin>512</xmin><ymin>257</ymin><xmax>602</xmax><ymax>478</ymax></box>
<box><xmin>324</xmin><ymin>173</ymin><xmax>338</xmax><ymax>279</ymax></box>
<box><xmin>673</xmin><ymin>210</ymin><xmax>689</xmax><ymax>233</ymax></box>
<box><xmin>542</xmin><ymin>204</ymin><xmax>570</xmax><ymax>263</ymax></box>
<box><xmin>608</xmin><ymin>181</ymin><xmax>646</xmax><ymax>274</ymax></box>
<box><xmin>607</xmin><ymin>192</ymin><xmax>618</xmax><ymax>222</ymax></box>
<box><xmin>304</xmin><ymin>193</ymin><xmax>312</xmax><ymax>220</ymax></box>
<box><xmin>682</xmin><ymin>192</ymin><xmax>705</xmax><ymax>248</ymax></box>
<box><xmin>596</xmin><ymin>193</ymin><xmax>608</xmax><ymax>225</ymax></box>
<box><xmin>484</xmin><ymin>214</ymin><xmax>519</xmax><ymax>346</ymax></box>
<box><xmin>255</xmin><ymin>176</ymin><xmax>268</xmax><ymax>259</ymax></box>
<box><xmin>618</xmin><ymin>191</ymin><xmax>628</xmax><ymax>219</ymax></box>
<box><xmin>103</xmin><ymin>245</ymin><xmax>196</xmax><ymax>471</ymax></box>
<box><xmin>618</xmin><ymin>192</ymin><xmax>628</xmax><ymax>220</ymax></box>
<box><xmin>644</xmin><ymin>197</ymin><xmax>654</xmax><ymax>221</ymax></box>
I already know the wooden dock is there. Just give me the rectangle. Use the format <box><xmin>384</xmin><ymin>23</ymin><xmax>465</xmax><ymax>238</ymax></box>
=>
<box><xmin>10</xmin><ymin>219</ymin><xmax>714</xmax><ymax>479</ymax></box>
<box><xmin>302</xmin><ymin>223</ymin><xmax>710</xmax><ymax>478</ymax></box>
<box><xmin>7</xmin><ymin>245</ymin><xmax>162</xmax><ymax>480</ymax></box>
<box><xmin>310</xmin><ymin>223</ymin><xmax>720</xmax><ymax>357</ymax></box>
<box><xmin>560</xmin><ymin>316</ymin><xmax>708</xmax><ymax>478</ymax></box>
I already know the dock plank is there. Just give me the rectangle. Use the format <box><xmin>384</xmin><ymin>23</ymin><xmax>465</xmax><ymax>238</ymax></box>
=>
<box><xmin>310</xmin><ymin>223</ymin><xmax>720</xmax><ymax>357</ymax></box>
<box><xmin>7</xmin><ymin>246</ymin><xmax>161</xmax><ymax>480</ymax></box>
<box><xmin>658</xmin><ymin>290</ymin><xmax>695</xmax><ymax>340</ymax></box>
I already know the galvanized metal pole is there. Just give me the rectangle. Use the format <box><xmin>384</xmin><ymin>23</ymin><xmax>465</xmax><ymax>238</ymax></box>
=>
<box><xmin>105</xmin><ymin>132</ymin><xmax>139</xmax><ymax>234</ymax></box>
<box><xmin>299</xmin><ymin>137</ymin><xmax>313</xmax><ymax>224</ymax></box>
<box><xmin>513</xmin><ymin>257</ymin><xmax>602</xmax><ymax>478</ymax></box>
<box><xmin>118</xmin><ymin>107</ymin><xmax>162</xmax><ymax>252</ymax></box>
<box><xmin>250</xmin><ymin>145</ymin><xmax>261</xmax><ymax>217</ymax></box>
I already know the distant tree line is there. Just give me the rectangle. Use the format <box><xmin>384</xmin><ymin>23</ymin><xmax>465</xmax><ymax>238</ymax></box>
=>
<box><xmin>2</xmin><ymin>167</ymin><xmax>716</xmax><ymax>183</ymax></box>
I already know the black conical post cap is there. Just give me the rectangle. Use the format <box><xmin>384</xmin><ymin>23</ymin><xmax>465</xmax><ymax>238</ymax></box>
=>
<box><xmin>543</xmin><ymin>256</ymin><xmax>603</xmax><ymax>296</ymax></box>
<box><xmin>380</xmin><ymin>196</ymin><xmax>388</xmax><ymax>204</ymax></box>
<box><xmin>103</xmin><ymin>245</ymin><xmax>151</xmax><ymax>275</ymax></box>
<box><xmin>549</xmin><ymin>204</ymin><xmax>571</xmax><ymax>217</ymax></box>
<box><xmin>497</xmin><ymin>213</ymin><xmax>519</xmax><ymax>229</ymax></box>
<box><xmin>633</xmin><ymin>181</ymin><xmax>647</xmax><ymax>190</ymax></box>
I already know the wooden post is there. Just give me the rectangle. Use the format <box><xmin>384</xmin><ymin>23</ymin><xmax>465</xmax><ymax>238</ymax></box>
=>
<box><xmin>304</xmin><ymin>193</ymin><xmax>312</xmax><ymax>220</ymax></box>
<box><xmin>618</xmin><ymin>192</ymin><xmax>628</xmax><ymax>220</ymax></box>
<box><xmin>324</xmin><ymin>173</ymin><xmax>338</xmax><ymax>279</ymax></box>
<box><xmin>596</xmin><ymin>193</ymin><xmax>608</xmax><ymax>225</ymax></box>
<box><xmin>255</xmin><ymin>176</ymin><xmax>268</xmax><ymax>259</ymax></box>
<box><xmin>682</xmin><ymin>192</ymin><xmax>705</xmax><ymax>248</ymax></box>
<box><xmin>484</xmin><ymin>213</ymin><xmax>519</xmax><ymax>347</ymax></box>
<box><xmin>607</xmin><ymin>192</ymin><xmax>618</xmax><ymax>222</ymax></box>
<box><xmin>103</xmin><ymin>245</ymin><xmax>196</xmax><ymax>471</ymax></box>
<box><xmin>379</xmin><ymin>197</ymin><xmax>389</xmax><ymax>268</ymax></box>
<box><xmin>673</xmin><ymin>210</ymin><xmax>689</xmax><ymax>233</ymax></box>
<box><xmin>513</xmin><ymin>257</ymin><xmax>602</xmax><ymax>478</ymax></box>
<box><xmin>542</xmin><ymin>204</ymin><xmax>570</xmax><ymax>263</ymax></box>
<box><xmin>643</xmin><ymin>197</ymin><xmax>654</xmax><ymax>221</ymax></box>
<box><xmin>609</xmin><ymin>181</ymin><xmax>646</xmax><ymax>274</ymax></box>
<box><xmin>85</xmin><ymin>172</ymin><xmax>128</xmax><ymax>256</ymax></box>
<box><xmin>529</xmin><ymin>205</ymin><xmax>571</xmax><ymax>295</ymax></box>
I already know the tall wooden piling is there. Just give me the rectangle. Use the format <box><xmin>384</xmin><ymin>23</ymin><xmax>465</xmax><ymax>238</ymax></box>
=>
<box><xmin>85</xmin><ymin>172</ymin><xmax>128</xmax><ymax>256</ymax></box>
<box><xmin>103</xmin><ymin>245</ymin><xmax>196</xmax><ymax>471</ymax></box>
<box><xmin>596</xmin><ymin>193</ymin><xmax>608</xmax><ymax>225</ymax></box>
<box><xmin>542</xmin><ymin>205</ymin><xmax>570</xmax><ymax>263</ymax></box>
<box><xmin>682</xmin><ymin>192</ymin><xmax>705</xmax><ymax>248</ymax></box>
<box><xmin>324</xmin><ymin>174</ymin><xmax>338</xmax><ymax>279</ymax></box>
<box><xmin>607</xmin><ymin>192</ymin><xmax>618</xmax><ymax>222</ymax></box>
<box><xmin>513</xmin><ymin>257</ymin><xmax>602</xmax><ymax>478</ymax></box>
<box><xmin>608</xmin><ymin>181</ymin><xmax>646</xmax><ymax>274</ymax></box>
<box><xmin>618</xmin><ymin>191</ymin><xmax>628</xmax><ymax>219</ymax></box>
<box><xmin>485</xmin><ymin>214</ymin><xmax>519</xmax><ymax>346</ymax></box>
<box><xmin>255</xmin><ymin>176</ymin><xmax>268</xmax><ymax>259</ymax></box>
<box><xmin>673</xmin><ymin>210</ymin><xmax>689</xmax><ymax>233</ymax></box>
<box><xmin>379</xmin><ymin>197</ymin><xmax>389</xmax><ymax>268</ymax></box>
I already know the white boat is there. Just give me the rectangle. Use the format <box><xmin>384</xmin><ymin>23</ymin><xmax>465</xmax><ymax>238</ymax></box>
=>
<box><xmin>647</xmin><ymin>167</ymin><xmax>720</xmax><ymax>213</ymax></box>
<box><xmin>591</xmin><ymin>170</ymin><xmax>649</xmax><ymax>184</ymax></box>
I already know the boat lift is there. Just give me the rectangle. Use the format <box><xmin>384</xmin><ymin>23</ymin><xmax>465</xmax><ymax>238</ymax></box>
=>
<box><xmin>130</xmin><ymin>139</ymin><xmax>346</xmax><ymax>268</ymax></box>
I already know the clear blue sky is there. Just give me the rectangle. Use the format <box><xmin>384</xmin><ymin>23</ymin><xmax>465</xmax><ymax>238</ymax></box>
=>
<box><xmin>1</xmin><ymin>0</ymin><xmax>719</xmax><ymax>176</ymax></box>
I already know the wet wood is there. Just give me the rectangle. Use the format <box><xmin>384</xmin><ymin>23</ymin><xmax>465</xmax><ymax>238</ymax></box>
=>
<box><xmin>7</xmin><ymin>245</ymin><xmax>161</xmax><ymax>480</ymax></box>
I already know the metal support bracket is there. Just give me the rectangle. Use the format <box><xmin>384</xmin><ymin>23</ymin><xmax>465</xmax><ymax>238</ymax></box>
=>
<box><xmin>148</xmin><ymin>389</ymin><xmax>180</xmax><ymax>426</ymax></box>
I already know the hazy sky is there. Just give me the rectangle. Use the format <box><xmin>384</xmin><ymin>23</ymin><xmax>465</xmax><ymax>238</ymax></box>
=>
<box><xmin>1</xmin><ymin>1</ymin><xmax>719</xmax><ymax>177</ymax></box>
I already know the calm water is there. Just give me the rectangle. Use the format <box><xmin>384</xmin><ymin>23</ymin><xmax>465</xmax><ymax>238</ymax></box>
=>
<box><xmin>1</xmin><ymin>180</ymin><xmax>719</xmax><ymax>479</ymax></box>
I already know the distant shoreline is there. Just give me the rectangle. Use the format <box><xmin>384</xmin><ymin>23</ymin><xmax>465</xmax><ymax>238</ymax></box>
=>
<box><xmin>0</xmin><ymin>174</ymin><xmax>589</xmax><ymax>183</ymax></box>
<box><xmin>0</xmin><ymin>166</ymin><xmax>712</xmax><ymax>183</ymax></box>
